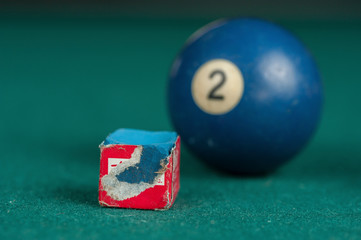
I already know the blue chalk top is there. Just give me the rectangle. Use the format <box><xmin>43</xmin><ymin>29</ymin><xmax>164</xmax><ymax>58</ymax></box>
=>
<box><xmin>104</xmin><ymin>129</ymin><xmax>178</xmax><ymax>184</ymax></box>
<box><xmin>104</xmin><ymin>128</ymin><xmax>178</xmax><ymax>147</ymax></box>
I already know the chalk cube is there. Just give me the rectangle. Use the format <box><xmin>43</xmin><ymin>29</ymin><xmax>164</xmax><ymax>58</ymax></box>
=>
<box><xmin>99</xmin><ymin>129</ymin><xmax>180</xmax><ymax>210</ymax></box>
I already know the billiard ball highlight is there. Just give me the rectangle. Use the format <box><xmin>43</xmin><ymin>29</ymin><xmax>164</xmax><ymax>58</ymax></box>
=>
<box><xmin>168</xmin><ymin>18</ymin><xmax>323</xmax><ymax>174</ymax></box>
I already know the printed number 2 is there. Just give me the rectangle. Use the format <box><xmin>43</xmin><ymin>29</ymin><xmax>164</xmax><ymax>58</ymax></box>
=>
<box><xmin>208</xmin><ymin>70</ymin><xmax>226</xmax><ymax>100</ymax></box>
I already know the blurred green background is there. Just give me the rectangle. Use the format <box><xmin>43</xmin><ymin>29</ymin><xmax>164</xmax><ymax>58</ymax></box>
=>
<box><xmin>1</xmin><ymin>1</ymin><xmax>361</xmax><ymax>240</ymax></box>
<box><xmin>1</xmin><ymin>0</ymin><xmax>361</xmax><ymax>20</ymax></box>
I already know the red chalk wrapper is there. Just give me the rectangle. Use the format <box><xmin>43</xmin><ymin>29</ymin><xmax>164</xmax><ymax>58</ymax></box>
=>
<box><xmin>98</xmin><ymin>129</ymin><xmax>180</xmax><ymax>210</ymax></box>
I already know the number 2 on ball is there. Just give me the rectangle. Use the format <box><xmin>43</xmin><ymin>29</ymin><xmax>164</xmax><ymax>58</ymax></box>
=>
<box><xmin>208</xmin><ymin>70</ymin><xmax>226</xmax><ymax>100</ymax></box>
<box><xmin>191</xmin><ymin>59</ymin><xmax>244</xmax><ymax>115</ymax></box>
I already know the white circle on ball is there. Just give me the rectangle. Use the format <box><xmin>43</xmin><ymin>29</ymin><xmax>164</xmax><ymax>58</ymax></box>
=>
<box><xmin>191</xmin><ymin>59</ymin><xmax>244</xmax><ymax>115</ymax></box>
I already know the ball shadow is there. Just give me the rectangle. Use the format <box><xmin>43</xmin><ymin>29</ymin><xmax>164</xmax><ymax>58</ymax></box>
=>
<box><xmin>180</xmin><ymin>145</ymin><xmax>272</xmax><ymax>179</ymax></box>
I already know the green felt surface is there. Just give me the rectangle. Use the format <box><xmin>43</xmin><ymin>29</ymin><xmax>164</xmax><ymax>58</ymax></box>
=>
<box><xmin>1</xmin><ymin>16</ymin><xmax>361</xmax><ymax>240</ymax></box>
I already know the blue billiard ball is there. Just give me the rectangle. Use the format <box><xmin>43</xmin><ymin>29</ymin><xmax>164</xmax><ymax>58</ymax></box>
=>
<box><xmin>168</xmin><ymin>18</ymin><xmax>323</xmax><ymax>174</ymax></box>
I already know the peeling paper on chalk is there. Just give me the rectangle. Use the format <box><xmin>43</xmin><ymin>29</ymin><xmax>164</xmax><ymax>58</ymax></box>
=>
<box><xmin>101</xmin><ymin>145</ymin><xmax>169</xmax><ymax>201</ymax></box>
